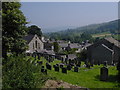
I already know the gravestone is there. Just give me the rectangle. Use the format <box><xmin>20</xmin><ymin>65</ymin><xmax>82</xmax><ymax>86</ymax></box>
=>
<box><xmin>100</xmin><ymin>67</ymin><xmax>108</xmax><ymax>81</ymax></box>
<box><xmin>41</xmin><ymin>66</ymin><xmax>45</xmax><ymax>72</ymax></box>
<box><xmin>38</xmin><ymin>54</ymin><xmax>41</xmax><ymax>60</ymax></box>
<box><xmin>46</xmin><ymin>63</ymin><xmax>52</xmax><ymax>70</ymax></box>
<box><xmin>74</xmin><ymin>67</ymin><xmax>79</xmax><ymax>72</ymax></box>
<box><xmin>67</xmin><ymin>65</ymin><xmax>72</xmax><ymax>70</ymax></box>
<box><xmin>62</xmin><ymin>67</ymin><xmax>67</xmax><ymax>74</ymax></box>
<box><xmin>103</xmin><ymin>61</ymin><xmax>107</xmax><ymax>67</ymax></box>
<box><xmin>53</xmin><ymin>65</ymin><xmax>56</xmax><ymax>68</ymax></box>
<box><xmin>37</xmin><ymin>61</ymin><xmax>43</xmax><ymax>65</ymax></box>
<box><xmin>56</xmin><ymin>64</ymin><xmax>59</xmax><ymax>67</ymax></box>
<box><xmin>55</xmin><ymin>66</ymin><xmax>59</xmax><ymax>72</ymax></box>
<box><xmin>76</xmin><ymin>64</ymin><xmax>80</xmax><ymax>67</ymax></box>
<box><xmin>60</xmin><ymin>64</ymin><xmax>64</xmax><ymax>68</ymax></box>
<box><xmin>44</xmin><ymin>69</ymin><xmax>47</xmax><ymax>75</ymax></box>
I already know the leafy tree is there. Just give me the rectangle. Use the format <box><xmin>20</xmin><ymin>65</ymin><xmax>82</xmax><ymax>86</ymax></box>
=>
<box><xmin>28</xmin><ymin>25</ymin><xmax>42</xmax><ymax>38</ymax></box>
<box><xmin>53</xmin><ymin>42</ymin><xmax>59</xmax><ymax>53</ymax></box>
<box><xmin>2</xmin><ymin>2</ymin><xmax>28</xmax><ymax>58</ymax></box>
<box><xmin>77</xmin><ymin>49</ymin><xmax>87</xmax><ymax>61</ymax></box>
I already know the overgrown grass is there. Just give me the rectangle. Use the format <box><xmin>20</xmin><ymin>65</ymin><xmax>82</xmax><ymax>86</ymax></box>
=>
<box><xmin>41</xmin><ymin>59</ymin><xmax>119</xmax><ymax>88</ymax></box>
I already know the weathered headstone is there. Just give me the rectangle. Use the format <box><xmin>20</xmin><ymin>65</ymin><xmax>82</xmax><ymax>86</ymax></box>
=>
<box><xmin>56</xmin><ymin>64</ymin><xmax>59</xmax><ymax>67</ymax></box>
<box><xmin>100</xmin><ymin>67</ymin><xmax>108</xmax><ymax>81</ymax></box>
<box><xmin>67</xmin><ymin>65</ymin><xmax>72</xmax><ymax>70</ymax></box>
<box><xmin>41</xmin><ymin>66</ymin><xmax>45</xmax><ymax>72</ymax></box>
<box><xmin>62</xmin><ymin>67</ymin><xmax>67</xmax><ymax>74</ymax></box>
<box><xmin>38</xmin><ymin>54</ymin><xmax>41</xmax><ymax>60</ymax></box>
<box><xmin>46</xmin><ymin>63</ymin><xmax>52</xmax><ymax>70</ymax></box>
<box><xmin>55</xmin><ymin>66</ymin><xmax>59</xmax><ymax>72</ymax></box>
<box><xmin>74</xmin><ymin>67</ymin><xmax>79</xmax><ymax>72</ymax></box>
<box><xmin>37</xmin><ymin>61</ymin><xmax>43</xmax><ymax>65</ymax></box>
<box><xmin>60</xmin><ymin>64</ymin><xmax>64</xmax><ymax>68</ymax></box>
<box><xmin>103</xmin><ymin>61</ymin><xmax>107</xmax><ymax>67</ymax></box>
<box><xmin>44</xmin><ymin>69</ymin><xmax>47</xmax><ymax>75</ymax></box>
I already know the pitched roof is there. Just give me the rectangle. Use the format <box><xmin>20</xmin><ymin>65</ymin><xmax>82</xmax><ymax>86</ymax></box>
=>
<box><xmin>68</xmin><ymin>54</ymin><xmax>77</xmax><ymax>60</ymax></box>
<box><xmin>101</xmin><ymin>44</ymin><xmax>113</xmax><ymax>52</ymax></box>
<box><xmin>104</xmin><ymin>37</ymin><xmax>120</xmax><ymax>48</ymax></box>
<box><xmin>23</xmin><ymin>34</ymin><xmax>35</xmax><ymax>44</ymax></box>
<box><xmin>59</xmin><ymin>43</ymin><xmax>81</xmax><ymax>49</ymax></box>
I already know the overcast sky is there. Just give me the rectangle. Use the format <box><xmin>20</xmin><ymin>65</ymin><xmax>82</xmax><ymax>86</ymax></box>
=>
<box><xmin>20</xmin><ymin>2</ymin><xmax>118</xmax><ymax>32</ymax></box>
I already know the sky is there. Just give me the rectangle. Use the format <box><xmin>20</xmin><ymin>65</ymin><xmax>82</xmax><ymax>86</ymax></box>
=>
<box><xmin>20</xmin><ymin>2</ymin><xmax>118</xmax><ymax>32</ymax></box>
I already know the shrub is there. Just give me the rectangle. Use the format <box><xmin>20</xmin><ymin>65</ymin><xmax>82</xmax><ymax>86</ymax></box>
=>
<box><xmin>2</xmin><ymin>54</ymin><xmax>47</xmax><ymax>88</ymax></box>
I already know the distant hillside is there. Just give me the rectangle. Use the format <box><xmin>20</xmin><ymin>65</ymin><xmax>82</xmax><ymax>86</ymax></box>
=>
<box><xmin>45</xmin><ymin>19</ymin><xmax>119</xmax><ymax>43</ymax></box>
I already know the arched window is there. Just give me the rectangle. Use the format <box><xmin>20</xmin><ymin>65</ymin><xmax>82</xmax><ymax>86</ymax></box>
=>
<box><xmin>33</xmin><ymin>43</ymin><xmax>34</xmax><ymax>49</ymax></box>
<box><xmin>35</xmin><ymin>40</ymin><xmax>37</xmax><ymax>48</ymax></box>
<box><xmin>38</xmin><ymin>43</ymin><xmax>40</xmax><ymax>49</ymax></box>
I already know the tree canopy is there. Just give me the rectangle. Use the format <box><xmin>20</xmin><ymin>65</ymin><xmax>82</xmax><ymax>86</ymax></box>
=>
<box><xmin>2</xmin><ymin>2</ymin><xmax>28</xmax><ymax>58</ymax></box>
<box><xmin>28</xmin><ymin>25</ymin><xmax>42</xmax><ymax>38</ymax></box>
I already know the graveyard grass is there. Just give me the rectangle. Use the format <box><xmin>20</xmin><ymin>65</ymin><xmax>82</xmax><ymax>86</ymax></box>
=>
<box><xmin>38</xmin><ymin>57</ymin><xmax>119</xmax><ymax>88</ymax></box>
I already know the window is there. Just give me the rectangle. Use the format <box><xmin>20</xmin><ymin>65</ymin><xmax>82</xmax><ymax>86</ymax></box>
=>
<box><xmin>35</xmin><ymin>40</ymin><xmax>37</xmax><ymax>48</ymax></box>
<box><xmin>38</xmin><ymin>43</ymin><xmax>40</xmax><ymax>49</ymax></box>
<box><xmin>33</xmin><ymin>43</ymin><xmax>34</xmax><ymax>49</ymax></box>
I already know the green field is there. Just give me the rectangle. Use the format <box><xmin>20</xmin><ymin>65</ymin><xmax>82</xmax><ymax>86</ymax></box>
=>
<box><xmin>39</xmin><ymin>58</ymin><xmax>119</xmax><ymax>88</ymax></box>
<box><xmin>112</xmin><ymin>34</ymin><xmax>120</xmax><ymax>41</ymax></box>
<box><xmin>92</xmin><ymin>32</ymin><xmax>111</xmax><ymax>38</ymax></box>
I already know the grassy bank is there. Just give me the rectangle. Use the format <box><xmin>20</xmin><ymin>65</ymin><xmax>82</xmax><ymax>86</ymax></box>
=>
<box><xmin>41</xmin><ymin>58</ymin><xmax>119</xmax><ymax>88</ymax></box>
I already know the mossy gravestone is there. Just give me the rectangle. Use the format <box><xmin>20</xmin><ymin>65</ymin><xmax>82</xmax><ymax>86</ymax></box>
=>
<box><xmin>100</xmin><ymin>67</ymin><xmax>108</xmax><ymax>81</ymax></box>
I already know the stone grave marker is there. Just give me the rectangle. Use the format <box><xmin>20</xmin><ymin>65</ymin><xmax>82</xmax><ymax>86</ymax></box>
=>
<box><xmin>55</xmin><ymin>65</ymin><xmax>59</xmax><ymax>72</ymax></box>
<box><xmin>74</xmin><ymin>67</ymin><xmax>79</xmax><ymax>72</ymax></box>
<box><xmin>62</xmin><ymin>67</ymin><xmax>67</xmax><ymax>74</ymax></box>
<box><xmin>100</xmin><ymin>67</ymin><xmax>108</xmax><ymax>81</ymax></box>
<box><xmin>41</xmin><ymin>66</ymin><xmax>45</xmax><ymax>72</ymax></box>
<box><xmin>37</xmin><ymin>61</ymin><xmax>43</xmax><ymax>65</ymax></box>
<box><xmin>67</xmin><ymin>64</ymin><xmax>72</xmax><ymax>70</ymax></box>
<box><xmin>103</xmin><ymin>61</ymin><xmax>107</xmax><ymax>67</ymax></box>
<box><xmin>46</xmin><ymin>63</ymin><xmax>52</xmax><ymax>70</ymax></box>
<box><xmin>60</xmin><ymin>64</ymin><xmax>64</xmax><ymax>68</ymax></box>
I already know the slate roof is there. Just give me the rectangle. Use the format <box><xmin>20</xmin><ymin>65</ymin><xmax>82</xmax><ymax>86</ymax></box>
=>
<box><xmin>104</xmin><ymin>37</ymin><xmax>120</xmax><ymax>48</ymax></box>
<box><xmin>68</xmin><ymin>54</ymin><xmax>77</xmax><ymax>60</ymax></box>
<box><xmin>39</xmin><ymin>50</ymin><xmax>55</xmax><ymax>55</ymax></box>
<box><xmin>101</xmin><ymin>44</ymin><xmax>113</xmax><ymax>52</ymax></box>
<box><xmin>59</xmin><ymin>43</ymin><xmax>81</xmax><ymax>49</ymax></box>
<box><xmin>23</xmin><ymin>34</ymin><xmax>35</xmax><ymax>44</ymax></box>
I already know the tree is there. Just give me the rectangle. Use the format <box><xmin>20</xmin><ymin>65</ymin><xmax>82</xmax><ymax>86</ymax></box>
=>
<box><xmin>2</xmin><ymin>2</ymin><xmax>28</xmax><ymax>58</ymax></box>
<box><xmin>53</xmin><ymin>42</ymin><xmax>59</xmax><ymax>53</ymax></box>
<box><xmin>77</xmin><ymin>49</ymin><xmax>87</xmax><ymax>61</ymax></box>
<box><xmin>28</xmin><ymin>25</ymin><xmax>42</xmax><ymax>38</ymax></box>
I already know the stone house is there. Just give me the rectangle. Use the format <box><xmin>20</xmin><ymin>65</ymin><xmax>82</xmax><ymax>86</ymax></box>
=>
<box><xmin>23</xmin><ymin>34</ymin><xmax>44</xmax><ymax>53</ymax></box>
<box><xmin>87</xmin><ymin>37</ymin><xmax>120</xmax><ymax>65</ymax></box>
<box><xmin>58</xmin><ymin>42</ymin><xmax>82</xmax><ymax>52</ymax></box>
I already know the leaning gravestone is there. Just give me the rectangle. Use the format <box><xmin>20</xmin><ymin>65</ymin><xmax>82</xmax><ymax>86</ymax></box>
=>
<box><xmin>100</xmin><ymin>67</ymin><xmax>108</xmax><ymax>81</ymax></box>
<box><xmin>46</xmin><ymin>63</ymin><xmax>52</xmax><ymax>70</ymax></box>
<box><xmin>55</xmin><ymin>66</ymin><xmax>59</xmax><ymax>72</ymax></box>
<box><xmin>62</xmin><ymin>67</ymin><xmax>67</xmax><ymax>74</ymax></box>
<box><xmin>74</xmin><ymin>67</ymin><xmax>79</xmax><ymax>72</ymax></box>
